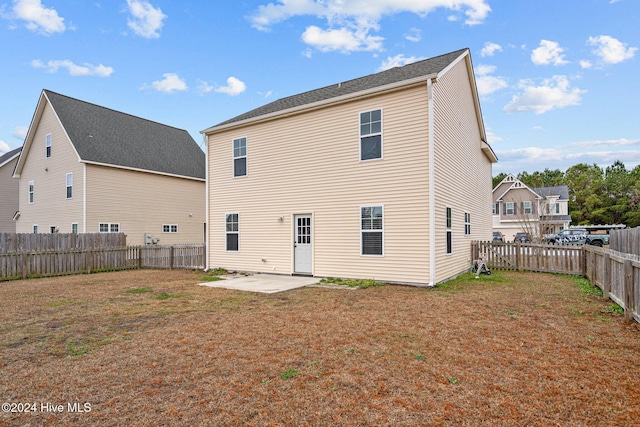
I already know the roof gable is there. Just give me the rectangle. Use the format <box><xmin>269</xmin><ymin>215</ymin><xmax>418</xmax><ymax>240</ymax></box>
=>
<box><xmin>16</xmin><ymin>90</ymin><xmax>205</xmax><ymax>180</ymax></box>
<box><xmin>203</xmin><ymin>48</ymin><xmax>469</xmax><ymax>132</ymax></box>
<box><xmin>0</xmin><ymin>147</ymin><xmax>21</xmax><ymax>169</ymax></box>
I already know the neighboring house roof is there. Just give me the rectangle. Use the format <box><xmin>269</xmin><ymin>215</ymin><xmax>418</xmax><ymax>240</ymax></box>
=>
<box><xmin>494</xmin><ymin>174</ymin><xmax>541</xmax><ymax>201</ymax></box>
<box><xmin>15</xmin><ymin>90</ymin><xmax>205</xmax><ymax>180</ymax></box>
<box><xmin>531</xmin><ymin>185</ymin><xmax>570</xmax><ymax>200</ymax></box>
<box><xmin>0</xmin><ymin>147</ymin><xmax>21</xmax><ymax>169</ymax></box>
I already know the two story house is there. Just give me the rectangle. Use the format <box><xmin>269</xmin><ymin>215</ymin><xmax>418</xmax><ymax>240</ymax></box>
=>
<box><xmin>13</xmin><ymin>90</ymin><xmax>206</xmax><ymax>245</ymax></box>
<box><xmin>492</xmin><ymin>174</ymin><xmax>572</xmax><ymax>241</ymax></box>
<box><xmin>0</xmin><ymin>147</ymin><xmax>21</xmax><ymax>233</ymax></box>
<box><xmin>202</xmin><ymin>48</ymin><xmax>497</xmax><ymax>286</ymax></box>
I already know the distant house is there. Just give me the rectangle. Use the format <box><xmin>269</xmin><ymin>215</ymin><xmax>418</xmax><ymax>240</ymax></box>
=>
<box><xmin>13</xmin><ymin>90</ymin><xmax>205</xmax><ymax>245</ymax></box>
<box><xmin>492</xmin><ymin>174</ymin><xmax>571</xmax><ymax>240</ymax></box>
<box><xmin>202</xmin><ymin>48</ymin><xmax>497</xmax><ymax>286</ymax></box>
<box><xmin>0</xmin><ymin>147</ymin><xmax>21</xmax><ymax>233</ymax></box>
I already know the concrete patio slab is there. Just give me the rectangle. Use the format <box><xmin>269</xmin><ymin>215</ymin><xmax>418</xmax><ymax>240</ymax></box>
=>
<box><xmin>199</xmin><ymin>273</ymin><xmax>320</xmax><ymax>294</ymax></box>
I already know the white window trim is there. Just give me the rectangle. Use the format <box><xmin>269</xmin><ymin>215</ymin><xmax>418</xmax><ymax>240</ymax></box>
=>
<box><xmin>523</xmin><ymin>201</ymin><xmax>532</xmax><ymax>215</ymax></box>
<box><xmin>72</xmin><ymin>223</ymin><xmax>78</xmax><ymax>234</ymax></box>
<box><xmin>464</xmin><ymin>211</ymin><xmax>471</xmax><ymax>236</ymax></box>
<box><xmin>492</xmin><ymin>203</ymin><xmax>499</xmax><ymax>215</ymax></box>
<box><xmin>66</xmin><ymin>173</ymin><xmax>73</xmax><ymax>199</ymax></box>
<box><xmin>45</xmin><ymin>133</ymin><xmax>52</xmax><ymax>158</ymax></box>
<box><xmin>232</xmin><ymin>137</ymin><xmax>248</xmax><ymax>178</ymax></box>
<box><xmin>359</xmin><ymin>108</ymin><xmax>383</xmax><ymax>162</ymax></box>
<box><xmin>33</xmin><ymin>224</ymin><xmax>38</xmax><ymax>234</ymax></box>
<box><xmin>360</xmin><ymin>204</ymin><xmax>384</xmax><ymax>257</ymax></box>
<box><xmin>99</xmin><ymin>223</ymin><xmax>120</xmax><ymax>233</ymax></box>
<box><xmin>162</xmin><ymin>224</ymin><xmax>178</xmax><ymax>233</ymax></box>
<box><xmin>225</xmin><ymin>212</ymin><xmax>239</xmax><ymax>252</ymax></box>
<box><xmin>28</xmin><ymin>180</ymin><xmax>34</xmax><ymax>204</ymax></box>
<box><xmin>505</xmin><ymin>202</ymin><xmax>515</xmax><ymax>215</ymax></box>
<box><xmin>446</xmin><ymin>206</ymin><xmax>453</xmax><ymax>255</ymax></box>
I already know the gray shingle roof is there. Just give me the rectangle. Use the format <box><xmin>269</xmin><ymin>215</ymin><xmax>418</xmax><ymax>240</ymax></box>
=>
<box><xmin>0</xmin><ymin>147</ymin><xmax>22</xmax><ymax>168</ymax></box>
<box><xmin>532</xmin><ymin>185</ymin><xmax>570</xmax><ymax>200</ymax></box>
<box><xmin>44</xmin><ymin>90</ymin><xmax>205</xmax><ymax>179</ymax></box>
<box><xmin>209</xmin><ymin>48</ymin><xmax>468</xmax><ymax>129</ymax></box>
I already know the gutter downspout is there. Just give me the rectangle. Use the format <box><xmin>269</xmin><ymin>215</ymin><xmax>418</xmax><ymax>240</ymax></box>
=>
<box><xmin>204</xmin><ymin>134</ymin><xmax>210</xmax><ymax>271</ymax></box>
<box><xmin>83</xmin><ymin>163</ymin><xmax>87</xmax><ymax>233</ymax></box>
<box><xmin>428</xmin><ymin>78</ymin><xmax>436</xmax><ymax>286</ymax></box>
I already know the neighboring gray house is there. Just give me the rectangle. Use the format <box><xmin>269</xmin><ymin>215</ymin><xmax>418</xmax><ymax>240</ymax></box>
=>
<box><xmin>13</xmin><ymin>90</ymin><xmax>206</xmax><ymax>245</ymax></box>
<box><xmin>0</xmin><ymin>147</ymin><xmax>21</xmax><ymax>233</ymax></box>
<box><xmin>492</xmin><ymin>174</ymin><xmax>572</xmax><ymax>240</ymax></box>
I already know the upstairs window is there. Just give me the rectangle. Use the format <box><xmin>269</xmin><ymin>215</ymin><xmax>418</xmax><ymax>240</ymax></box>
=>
<box><xmin>492</xmin><ymin>203</ymin><xmax>499</xmax><ymax>215</ymax></box>
<box><xmin>29</xmin><ymin>181</ymin><xmax>34</xmax><ymax>204</ymax></box>
<box><xmin>46</xmin><ymin>134</ymin><xmax>52</xmax><ymax>158</ymax></box>
<box><xmin>233</xmin><ymin>137</ymin><xmax>247</xmax><ymax>177</ymax></box>
<box><xmin>523</xmin><ymin>201</ymin><xmax>532</xmax><ymax>214</ymax></box>
<box><xmin>66</xmin><ymin>173</ymin><xmax>73</xmax><ymax>199</ymax></box>
<box><xmin>505</xmin><ymin>202</ymin><xmax>515</xmax><ymax>215</ymax></box>
<box><xmin>360</xmin><ymin>109</ymin><xmax>382</xmax><ymax>161</ymax></box>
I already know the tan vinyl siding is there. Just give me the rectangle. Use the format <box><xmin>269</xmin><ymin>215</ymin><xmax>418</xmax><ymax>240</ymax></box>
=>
<box><xmin>86</xmin><ymin>165</ymin><xmax>205</xmax><ymax>245</ymax></box>
<box><xmin>16</xmin><ymin>102</ymin><xmax>84</xmax><ymax>233</ymax></box>
<box><xmin>0</xmin><ymin>156</ymin><xmax>19</xmax><ymax>232</ymax></box>
<box><xmin>208</xmin><ymin>85</ymin><xmax>432</xmax><ymax>284</ymax></box>
<box><xmin>433</xmin><ymin>57</ymin><xmax>493</xmax><ymax>283</ymax></box>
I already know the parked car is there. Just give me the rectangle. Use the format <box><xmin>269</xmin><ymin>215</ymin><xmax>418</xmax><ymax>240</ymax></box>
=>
<box><xmin>548</xmin><ymin>228</ymin><xmax>609</xmax><ymax>246</ymax></box>
<box><xmin>492</xmin><ymin>231</ymin><xmax>505</xmax><ymax>242</ymax></box>
<box><xmin>514</xmin><ymin>232</ymin><xmax>531</xmax><ymax>243</ymax></box>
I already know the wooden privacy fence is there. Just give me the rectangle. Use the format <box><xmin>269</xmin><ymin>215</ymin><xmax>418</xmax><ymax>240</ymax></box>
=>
<box><xmin>584</xmin><ymin>245</ymin><xmax>640</xmax><ymax>322</ymax></box>
<box><xmin>471</xmin><ymin>241</ymin><xmax>584</xmax><ymax>275</ymax></box>
<box><xmin>0</xmin><ymin>233</ymin><xmax>205</xmax><ymax>280</ymax></box>
<box><xmin>610</xmin><ymin>227</ymin><xmax>640</xmax><ymax>256</ymax></box>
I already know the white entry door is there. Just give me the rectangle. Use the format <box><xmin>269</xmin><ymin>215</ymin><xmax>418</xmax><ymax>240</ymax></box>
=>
<box><xmin>294</xmin><ymin>215</ymin><xmax>312</xmax><ymax>274</ymax></box>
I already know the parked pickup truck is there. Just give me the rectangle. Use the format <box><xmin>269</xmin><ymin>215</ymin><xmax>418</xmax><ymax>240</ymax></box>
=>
<box><xmin>547</xmin><ymin>228</ymin><xmax>609</xmax><ymax>246</ymax></box>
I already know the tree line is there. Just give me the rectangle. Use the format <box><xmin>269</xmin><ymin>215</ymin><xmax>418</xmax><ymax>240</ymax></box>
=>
<box><xmin>493</xmin><ymin>160</ymin><xmax>640</xmax><ymax>228</ymax></box>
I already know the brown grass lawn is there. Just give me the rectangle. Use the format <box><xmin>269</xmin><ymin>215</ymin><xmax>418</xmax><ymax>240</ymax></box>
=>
<box><xmin>1</xmin><ymin>269</ymin><xmax>639</xmax><ymax>426</ymax></box>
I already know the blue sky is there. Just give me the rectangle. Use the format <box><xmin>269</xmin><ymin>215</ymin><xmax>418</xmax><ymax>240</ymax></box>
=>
<box><xmin>1</xmin><ymin>0</ymin><xmax>638</xmax><ymax>175</ymax></box>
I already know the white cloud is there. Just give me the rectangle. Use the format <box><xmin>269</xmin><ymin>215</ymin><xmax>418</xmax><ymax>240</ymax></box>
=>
<box><xmin>11</xmin><ymin>0</ymin><xmax>66</xmax><ymax>35</ymax></box>
<box><xmin>531</xmin><ymin>40</ymin><xmax>569</xmax><ymax>66</ymax></box>
<box><xmin>474</xmin><ymin>64</ymin><xmax>507</xmax><ymax>96</ymax></box>
<box><xmin>378</xmin><ymin>54</ymin><xmax>423</xmax><ymax>71</ymax></box>
<box><xmin>215</xmin><ymin>77</ymin><xmax>246</xmax><ymax>96</ymax></box>
<box><xmin>31</xmin><ymin>59</ymin><xmax>114</xmax><ymax>77</ymax></box>
<box><xmin>504</xmin><ymin>75</ymin><xmax>585</xmax><ymax>115</ymax></box>
<box><xmin>0</xmin><ymin>140</ymin><xmax>10</xmax><ymax>155</ymax></box>
<box><xmin>13</xmin><ymin>126</ymin><xmax>28</xmax><ymax>140</ymax></box>
<box><xmin>485</xmin><ymin>128</ymin><xmax>503</xmax><ymax>144</ymax></box>
<box><xmin>588</xmin><ymin>35</ymin><xmax>637</xmax><ymax>64</ymax></box>
<box><xmin>480</xmin><ymin>42</ymin><xmax>502</xmax><ymax>57</ymax></box>
<box><xmin>567</xmin><ymin>138</ymin><xmax>640</xmax><ymax>148</ymax></box>
<box><xmin>149</xmin><ymin>73</ymin><xmax>187</xmax><ymax>93</ymax></box>
<box><xmin>126</xmin><ymin>0</ymin><xmax>166</xmax><ymax>39</ymax></box>
<box><xmin>404</xmin><ymin>27</ymin><xmax>421</xmax><ymax>43</ymax></box>
<box><xmin>196</xmin><ymin>80</ymin><xmax>215</xmax><ymax>95</ymax></box>
<box><xmin>250</xmin><ymin>0</ymin><xmax>491</xmax><ymax>53</ymax></box>
<box><xmin>301</xmin><ymin>25</ymin><xmax>383</xmax><ymax>52</ymax></box>
<box><xmin>579</xmin><ymin>60</ymin><xmax>592</xmax><ymax>69</ymax></box>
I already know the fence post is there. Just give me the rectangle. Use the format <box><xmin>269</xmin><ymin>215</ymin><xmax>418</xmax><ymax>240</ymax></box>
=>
<box><xmin>169</xmin><ymin>246</ymin><xmax>174</xmax><ymax>270</ymax></box>
<box><xmin>515</xmin><ymin>242</ymin><xmax>521</xmax><ymax>271</ymax></box>
<box><xmin>624</xmin><ymin>259</ymin><xmax>633</xmax><ymax>319</ymax></box>
<box><xmin>602</xmin><ymin>253</ymin><xmax>611</xmax><ymax>300</ymax></box>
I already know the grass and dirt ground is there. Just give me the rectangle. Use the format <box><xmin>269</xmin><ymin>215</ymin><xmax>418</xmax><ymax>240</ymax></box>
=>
<box><xmin>1</xmin><ymin>269</ymin><xmax>639</xmax><ymax>426</ymax></box>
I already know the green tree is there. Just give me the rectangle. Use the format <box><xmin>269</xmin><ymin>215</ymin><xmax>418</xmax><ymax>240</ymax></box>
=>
<box><xmin>603</xmin><ymin>160</ymin><xmax>631</xmax><ymax>224</ymax></box>
<box><xmin>492</xmin><ymin>172</ymin><xmax>507</xmax><ymax>189</ymax></box>
<box><xmin>564</xmin><ymin>163</ymin><xmax>604</xmax><ymax>225</ymax></box>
